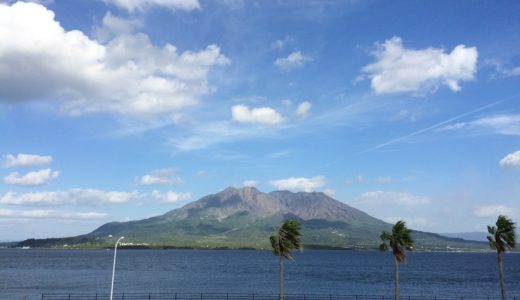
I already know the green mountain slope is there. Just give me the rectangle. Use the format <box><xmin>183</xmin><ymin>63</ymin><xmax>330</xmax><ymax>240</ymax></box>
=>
<box><xmin>17</xmin><ymin>187</ymin><xmax>486</xmax><ymax>250</ymax></box>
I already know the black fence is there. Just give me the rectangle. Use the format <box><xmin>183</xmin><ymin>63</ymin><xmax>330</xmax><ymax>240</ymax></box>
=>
<box><xmin>39</xmin><ymin>293</ymin><xmax>519</xmax><ymax>300</ymax></box>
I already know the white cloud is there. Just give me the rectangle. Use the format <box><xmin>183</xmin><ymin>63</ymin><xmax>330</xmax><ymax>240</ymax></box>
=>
<box><xmin>274</xmin><ymin>51</ymin><xmax>309</xmax><ymax>70</ymax></box>
<box><xmin>362</xmin><ymin>36</ymin><xmax>477</xmax><ymax>94</ymax></box>
<box><xmin>486</xmin><ymin>59</ymin><xmax>520</xmax><ymax>78</ymax></box>
<box><xmin>473</xmin><ymin>205</ymin><xmax>513</xmax><ymax>218</ymax></box>
<box><xmin>295</xmin><ymin>101</ymin><xmax>312</xmax><ymax>118</ymax></box>
<box><xmin>94</xmin><ymin>12</ymin><xmax>143</xmax><ymax>42</ymax></box>
<box><xmin>270</xmin><ymin>36</ymin><xmax>295</xmax><ymax>50</ymax></box>
<box><xmin>0</xmin><ymin>189</ymin><xmax>139</xmax><ymax>206</ymax></box>
<box><xmin>269</xmin><ymin>176</ymin><xmax>325</xmax><ymax>192</ymax></box>
<box><xmin>231</xmin><ymin>104</ymin><xmax>284</xmax><ymax>125</ymax></box>
<box><xmin>443</xmin><ymin>114</ymin><xmax>520</xmax><ymax>136</ymax></box>
<box><xmin>4</xmin><ymin>168</ymin><xmax>59</xmax><ymax>186</ymax></box>
<box><xmin>139</xmin><ymin>168</ymin><xmax>183</xmax><ymax>185</ymax></box>
<box><xmin>103</xmin><ymin>0</ymin><xmax>200</xmax><ymax>12</ymax></box>
<box><xmin>151</xmin><ymin>190</ymin><xmax>191</xmax><ymax>204</ymax></box>
<box><xmin>0</xmin><ymin>208</ymin><xmax>107</xmax><ymax>219</ymax></box>
<box><xmin>358</xmin><ymin>191</ymin><xmax>430</xmax><ymax>205</ymax></box>
<box><xmin>242</xmin><ymin>180</ymin><xmax>258</xmax><ymax>187</ymax></box>
<box><xmin>0</xmin><ymin>2</ymin><xmax>228</xmax><ymax>118</ymax></box>
<box><xmin>3</xmin><ymin>153</ymin><xmax>52</xmax><ymax>167</ymax></box>
<box><xmin>500</xmin><ymin>150</ymin><xmax>520</xmax><ymax>168</ymax></box>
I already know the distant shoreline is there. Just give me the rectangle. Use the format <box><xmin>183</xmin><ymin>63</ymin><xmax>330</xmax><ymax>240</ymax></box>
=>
<box><xmin>2</xmin><ymin>245</ymin><xmax>513</xmax><ymax>253</ymax></box>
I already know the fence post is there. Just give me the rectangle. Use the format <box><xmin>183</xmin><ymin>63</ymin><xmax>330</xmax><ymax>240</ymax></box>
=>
<box><xmin>175</xmin><ymin>293</ymin><xmax>177</xmax><ymax>300</ymax></box>
<box><xmin>41</xmin><ymin>293</ymin><xmax>43</xmax><ymax>300</ymax></box>
<box><xmin>122</xmin><ymin>292</ymin><xmax>125</xmax><ymax>300</ymax></box>
<box><xmin>201</xmin><ymin>292</ymin><xmax>203</xmax><ymax>300</ymax></box>
<box><xmin>149</xmin><ymin>292</ymin><xmax>151</xmax><ymax>300</ymax></box>
<box><xmin>68</xmin><ymin>293</ymin><xmax>71</xmax><ymax>300</ymax></box>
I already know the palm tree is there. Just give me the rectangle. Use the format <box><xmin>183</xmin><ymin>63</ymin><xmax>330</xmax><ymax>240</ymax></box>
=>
<box><xmin>379</xmin><ymin>220</ymin><xmax>414</xmax><ymax>300</ymax></box>
<box><xmin>270</xmin><ymin>220</ymin><xmax>303</xmax><ymax>300</ymax></box>
<box><xmin>487</xmin><ymin>215</ymin><xmax>516</xmax><ymax>300</ymax></box>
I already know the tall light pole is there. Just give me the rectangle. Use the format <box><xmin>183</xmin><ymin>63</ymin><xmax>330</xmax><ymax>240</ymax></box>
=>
<box><xmin>110</xmin><ymin>236</ymin><xmax>124</xmax><ymax>300</ymax></box>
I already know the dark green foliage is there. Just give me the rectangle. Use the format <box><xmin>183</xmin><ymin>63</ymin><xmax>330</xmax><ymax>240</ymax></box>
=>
<box><xmin>379</xmin><ymin>220</ymin><xmax>414</xmax><ymax>262</ymax></box>
<box><xmin>487</xmin><ymin>215</ymin><xmax>516</xmax><ymax>253</ymax></box>
<box><xmin>270</xmin><ymin>220</ymin><xmax>303</xmax><ymax>260</ymax></box>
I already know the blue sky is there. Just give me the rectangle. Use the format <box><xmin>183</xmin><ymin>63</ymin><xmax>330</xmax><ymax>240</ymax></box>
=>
<box><xmin>1</xmin><ymin>0</ymin><xmax>520</xmax><ymax>240</ymax></box>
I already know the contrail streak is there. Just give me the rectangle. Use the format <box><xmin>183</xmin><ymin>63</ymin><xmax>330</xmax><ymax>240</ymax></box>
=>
<box><xmin>361</xmin><ymin>93</ymin><xmax>520</xmax><ymax>154</ymax></box>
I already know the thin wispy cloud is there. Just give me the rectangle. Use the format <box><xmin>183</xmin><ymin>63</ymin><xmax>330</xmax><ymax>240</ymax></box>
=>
<box><xmin>442</xmin><ymin>114</ymin><xmax>520</xmax><ymax>136</ymax></box>
<box><xmin>362</xmin><ymin>93</ymin><xmax>520</xmax><ymax>153</ymax></box>
<box><xmin>102</xmin><ymin>0</ymin><xmax>201</xmax><ymax>12</ymax></box>
<box><xmin>0</xmin><ymin>189</ymin><xmax>140</xmax><ymax>206</ymax></box>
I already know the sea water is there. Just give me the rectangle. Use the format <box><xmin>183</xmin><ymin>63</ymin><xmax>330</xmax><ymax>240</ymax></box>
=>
<box><xmin>1</xmin><ymin>249</ymin><xmax>519</xmax><ymax>299</ymax></box>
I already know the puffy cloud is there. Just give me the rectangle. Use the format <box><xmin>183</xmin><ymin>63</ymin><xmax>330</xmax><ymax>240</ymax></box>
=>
<box><xmin>139</xmin><ymin>168</ymin><xmax>183</xmax><ymax>185</ymax></box>
<box><xmin>274</xmin><ymin>51</ymin><xmax>310</xmax><ymax>70</ymax></box>
<box><xmin>0</xmin><ymin>2</ymin><xmax>228</xmax><ymax>117</ymax></box>
<box><xmin>358</xmin><ymin>191</ymin><xmax>430</xmax><ymax>205</ymax></box>
<box><xmin>473</xmin><ymin>205</ymin><xmax>513</xmax><ymax>218</ymax></box>
<box><xmin>3</xmin><ymin>153</ymin><xmax>52</xmax><ymax>168</ymax></box>
<box><xmin>94</xmin><ymin>12</ymin><xmax>143</xmax><ymax>42</ymax></box>
<box><xmin>295</xmin><ymin>101</ymin><xmax>311</xmax><ymax>118</ymax></box>
<box><xmin>231</xmin><ymin>104</ymin><xmax>284</xmax><ymax>125</ymax></box>
<box><xmin>3</xmin><ymin>168</ymin><xmax>59</xmax><ymax>186</ymax></box>
<box><xmin>103</xmin><ymin>0</ymin><xmax>200</xmax><ymax>12</ymax></box>
<box><xmin>0</xmin><ymin>209</ymin><xmax>107</xmax><ymax>219</ymax></box>
<box><xmin>362</xmin><ymin>37</ymin><xmax>477</xmax><ymax>94</ymax></box>
<box><xmin>269</xmin><ymin>176</ymin><xmax>325</xmax><ymax>192</ymax></box>
<box><xmin>151</xmin><ymin>190</ymin><xmax>191</xmax><ymax>204</ymax></box>
<box><xmin>0</xmin><ymin>189</ymin><xmax>139</xmax><ymax>206</ymax></box>
<box><xmin>500</xmin><ymin>150</ymin><xmax>520</xmax><ymax>168</ymax></box>
<box><xmin>443</xmin><ymin>114</ymin><xmax>520</xmax><ymax>136</ymax></box>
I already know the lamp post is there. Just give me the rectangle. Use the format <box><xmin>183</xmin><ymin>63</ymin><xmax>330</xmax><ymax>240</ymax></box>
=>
<box><xmin>110</xmin><ymin>236</ymin><xmax>124</xmax><ymax>300</ymax></box>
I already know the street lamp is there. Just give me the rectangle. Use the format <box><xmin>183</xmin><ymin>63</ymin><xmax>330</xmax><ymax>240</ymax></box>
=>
<box><xmin>109</xmin><ymin>236</ymin><xmax>124</xmax><ymax>300</ymax></box>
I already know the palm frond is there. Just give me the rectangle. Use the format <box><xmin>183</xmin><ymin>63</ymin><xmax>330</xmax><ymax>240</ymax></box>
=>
<box><xmin>489</xmin><ymin>215</ymin><xmax>517</xmax><ymax>253</ymax></box>
<box><xmin>380</xmin><ymin>220</ymin><xmax>414</xmax><ymax>263</ymax></box>
<box><xmin>270</xmin><ymin>219</ymin><xmax>303</xmax><ymax>261</ymax></box>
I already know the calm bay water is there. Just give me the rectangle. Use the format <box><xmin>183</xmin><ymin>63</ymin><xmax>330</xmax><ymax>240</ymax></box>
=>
<box><xmin>0</xmin><ymin>249</ymin><xmax>519</xmax><ymax>299</ymax></box>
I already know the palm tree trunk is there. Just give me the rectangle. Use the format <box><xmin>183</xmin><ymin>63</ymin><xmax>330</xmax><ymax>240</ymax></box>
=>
<box><xmin>498</xmin><ymin>252</ymin><xmax>506</xmax><ymax>300</ymax></box>
<box><xmin>279</xmin><ymin>255</ymin><xmax>284</xmax><ymax>300</ymax></box>
<box><xmin>394</xmin><ymin>255</ymin><xmax>399</xmax><ymax>300</ymax></box>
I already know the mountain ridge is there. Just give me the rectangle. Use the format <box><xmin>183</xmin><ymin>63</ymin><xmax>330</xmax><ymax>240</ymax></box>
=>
<box><xmin>17</xmin><ymin>187</ymin><xmax>487</xmax><ymax>250</ymax></box>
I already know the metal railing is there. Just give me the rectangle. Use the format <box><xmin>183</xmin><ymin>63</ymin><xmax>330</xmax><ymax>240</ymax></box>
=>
<box><xmin>40</xmin><ymin>293</ymin><xmax>519</xmax><ymax>300</ymax></box>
